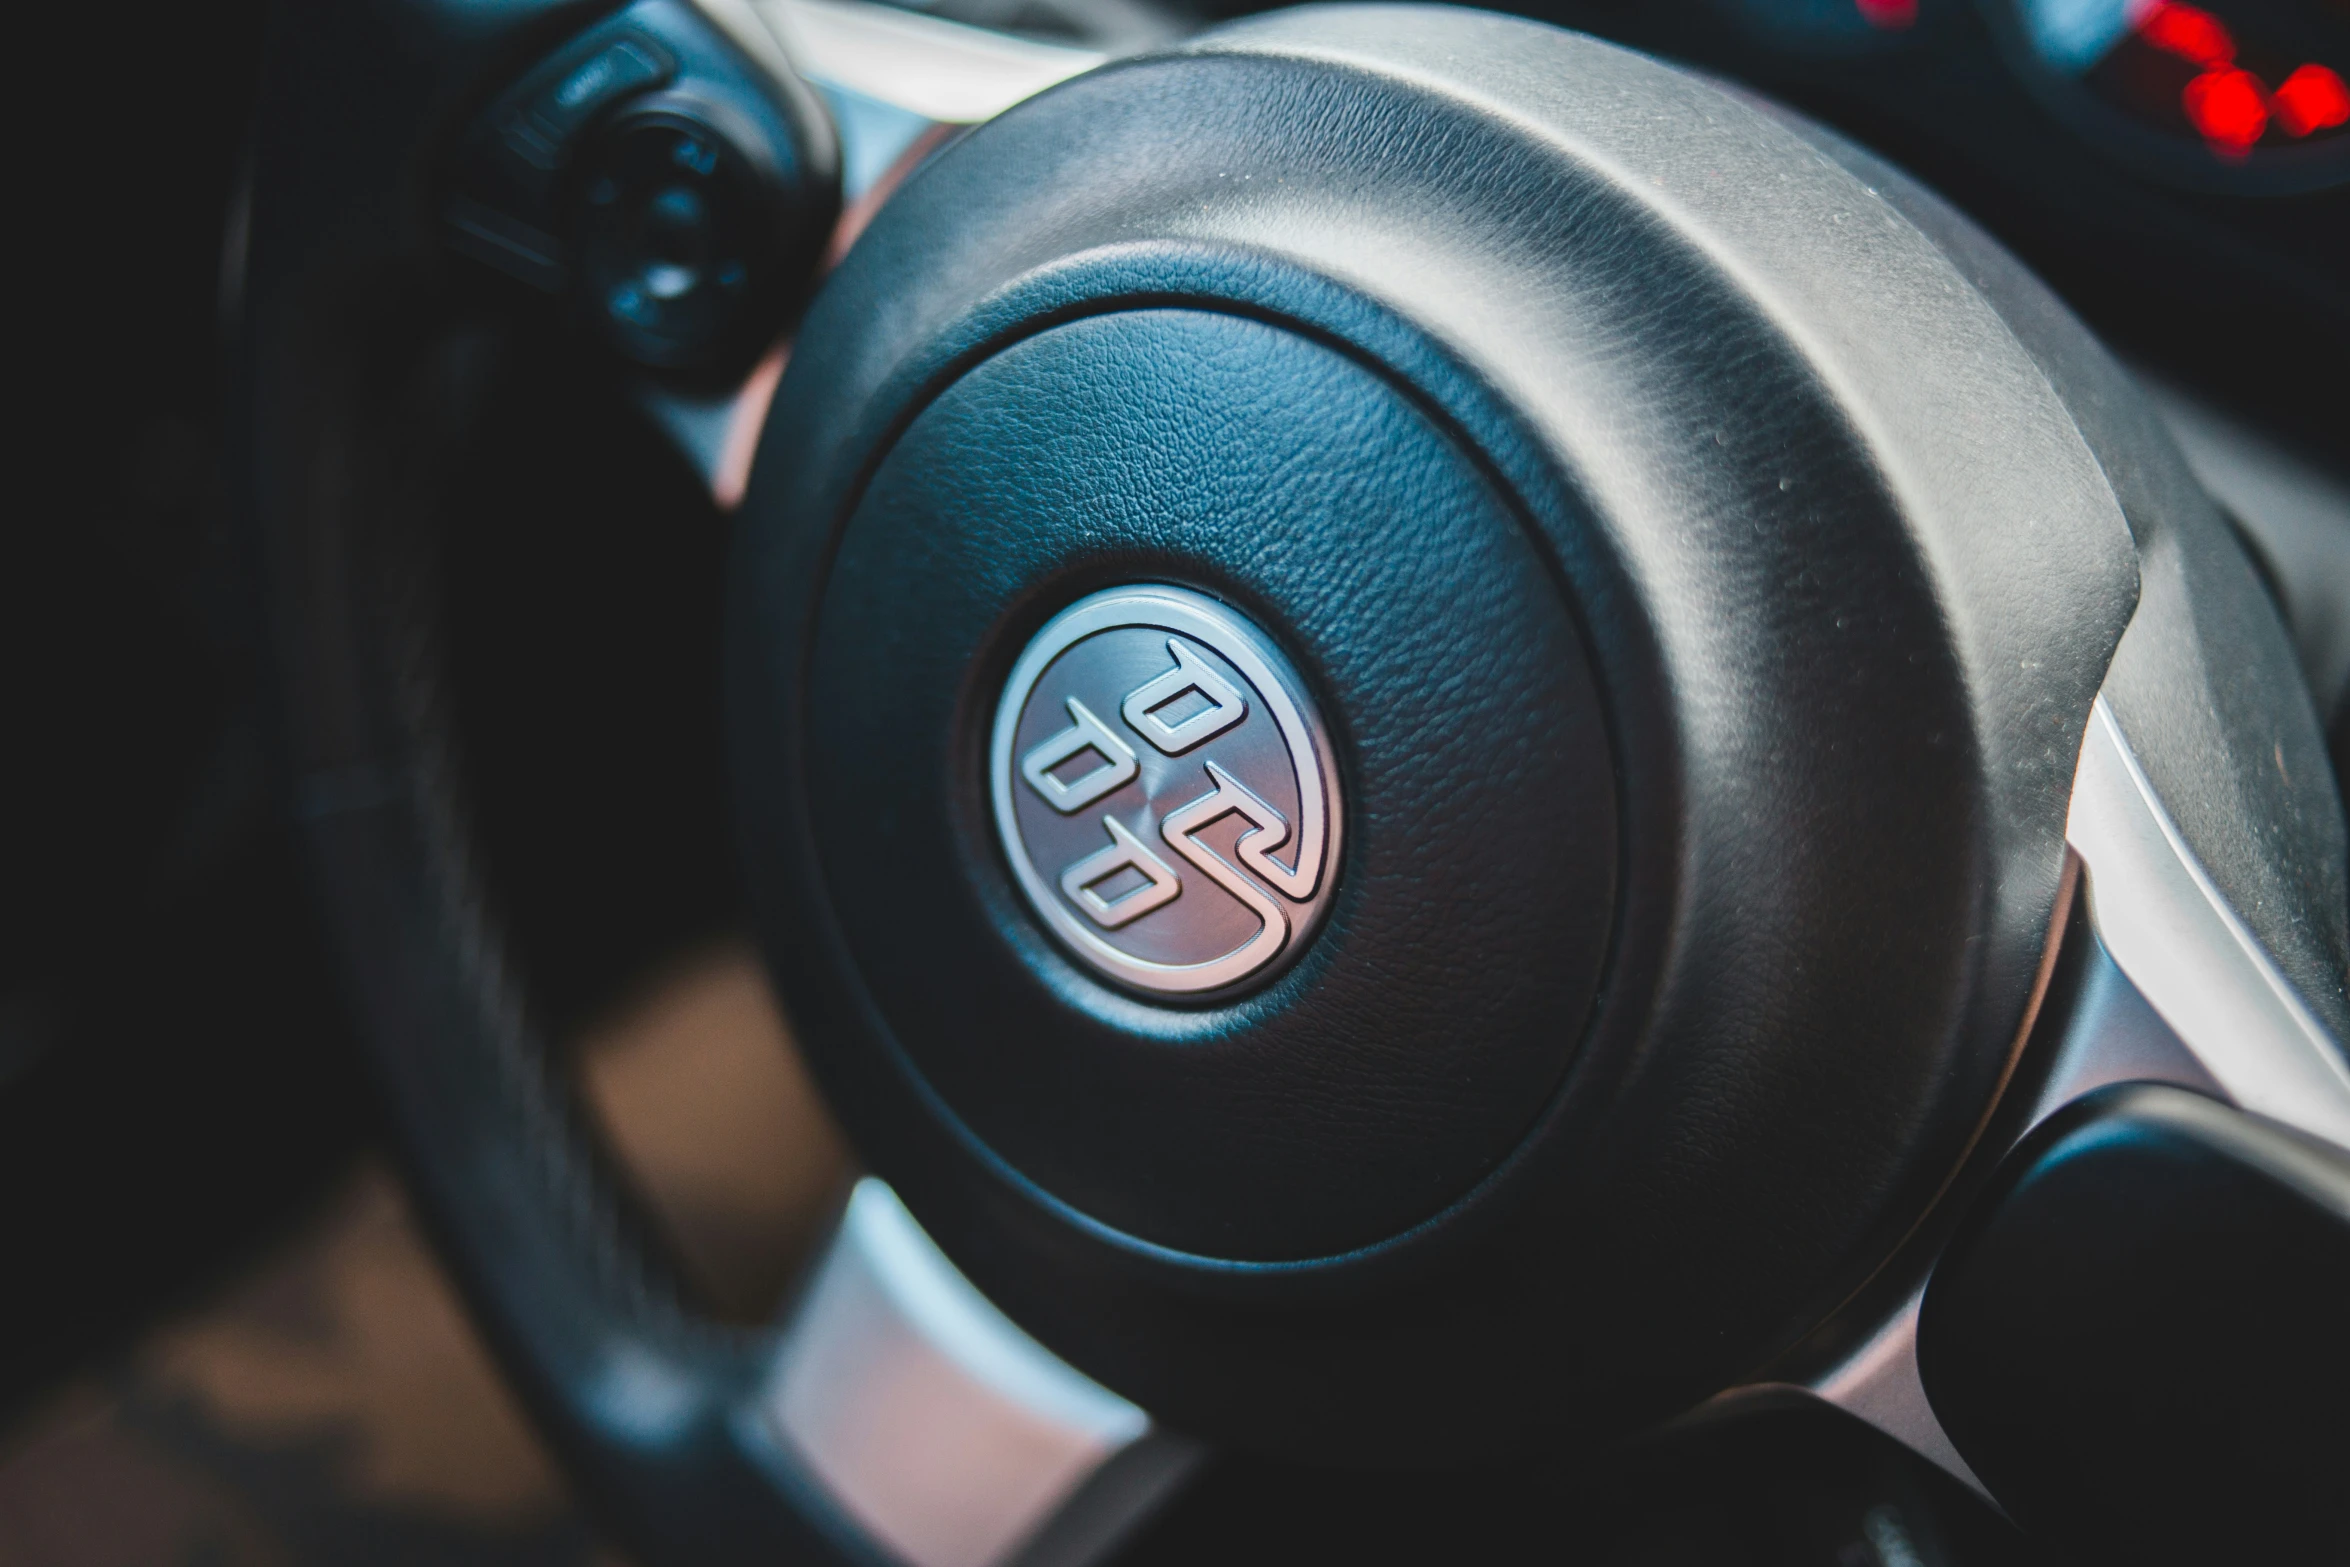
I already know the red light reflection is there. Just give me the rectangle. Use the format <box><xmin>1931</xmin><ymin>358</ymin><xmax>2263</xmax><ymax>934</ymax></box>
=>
<box><xmin>2182</xmin><ymin>65</ymin><xmax>2270</xmax><ymax>152</ymax></box>
<box><xmin>1854</xmin><ymin>0</ymin><xmax>1919</xmax><ymax>29</ymax></box>
<box><xmin>2138</xmin><ymin>1</ymin><xmax>2237</xmax><ymax>68</ymax></box>
<box><xmin>2273</xmin><ymin>63</ymin><xmax>2350</xmax><ymax>137</ymax></box>
<box><xmin>2128</xmin><ymin>1</ymin><xmax>2347</xmax><ymax>154</ymax></box>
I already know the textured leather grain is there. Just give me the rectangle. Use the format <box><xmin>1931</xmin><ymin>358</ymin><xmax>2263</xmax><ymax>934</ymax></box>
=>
<box><xmin>1778</xmin><ymin>113</ymin><xmax>2350</xmax><ymax>1045</ymax></box>
<box><xmin>808</xmin><ymin>307</ymin><xmax>1616</xmax><ymax>1260</ymax></box>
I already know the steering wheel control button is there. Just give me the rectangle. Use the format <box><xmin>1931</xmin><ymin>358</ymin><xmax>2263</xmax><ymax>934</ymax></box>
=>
<box><xmin>573</xmin><ymin>110</ymin><xmax>783</xmax><ymax>373</ymax></box>
<box><xmin>440</xmin><ymin>2</ymin><xmax>841</xmax><ymax>377</ymax></box>
<box><xmin>498</xmin><ymin>33</ymin><xmax>676</xmax><ymax>175</ymax></box>
<box><xmin>991</xmin><ymin>588</ymin><xmax>1341</xmax><ymax>997</ymax></box>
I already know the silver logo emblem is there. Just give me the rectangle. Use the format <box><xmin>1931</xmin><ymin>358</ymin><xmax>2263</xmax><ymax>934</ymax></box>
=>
<box><xmin>990</xmin><ymin>586</ymin><xmax>1342</xmax><ymax>996</ymax></box>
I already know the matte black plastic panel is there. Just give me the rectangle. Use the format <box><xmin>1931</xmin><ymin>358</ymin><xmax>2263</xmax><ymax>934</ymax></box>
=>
<box><xmin>1785</xmin><ymin>123</ymin><xmax>2350</xmax><ymax>1047</ymax></box>
<box><xmin>1922</xmin><ymin>1084</ymin><xmax>2350</xmax><ymax>1565</ymax></box>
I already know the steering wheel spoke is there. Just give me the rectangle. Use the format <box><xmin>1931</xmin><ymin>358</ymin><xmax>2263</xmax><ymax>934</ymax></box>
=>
<box><xmin>1726</xmin><ymin>687</ymin><xmax>2350</xmax><ymax>1535</ymax></box>
<box><xmin>765</xmin><ymin>1179</ymin><xmax>1198</xmax><ymax>1567</ymax></box>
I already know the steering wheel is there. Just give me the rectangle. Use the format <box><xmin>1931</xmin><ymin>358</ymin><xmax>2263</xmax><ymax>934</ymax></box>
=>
<box><xmin>234</xmin><ymin>2</ymin><xmax>2350</xmax><ymax>1563</ymax></box>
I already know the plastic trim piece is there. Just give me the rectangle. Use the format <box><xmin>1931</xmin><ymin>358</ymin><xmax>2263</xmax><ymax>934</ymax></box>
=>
<box><xmin>2067</xmin><ymin>698</ymin><xmax>2350</xmax><ymax>1147</ymax></box>
<box><xmin>753</xmin><ymin>0</ymin><xmax>1102</xmax><ymax>126</ymax></box>
<box><xmin>1798</xmin><ymin>692</ymin><xmax>2350</xmax><ymax>1500</ymax></box>
<box><xmin>765</xmin><ymin>1179</ymin><xmax>1192</xmax><ymax>1567</ymax></box>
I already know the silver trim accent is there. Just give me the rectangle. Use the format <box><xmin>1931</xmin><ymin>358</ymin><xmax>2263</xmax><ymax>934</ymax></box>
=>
<box><xmin>753</xmin><ymin>0</ymin><xmax>1105</xmax><ymax>126</ymax></box>
<box><xmin>989</xmin><ymin>586</ymin><xmax>1342</xmax><ymax>996</ymax></box>
<box><xmin>2063</xmin><ymin>698</ymin><xmax>2350</xmax><ymax>1149</ymax></box>
<box><xmin>1060</xmin><ymin>815</ymin><xmax>1183</xmax><ymax>929</ymax></box>
<box><xmin>1021</xmin><ymin>697</ymin><xmax>1141</xmax><ymax>814</ymax></box>
<box><xmin>1154</xmin><ymin>761</ymin><xmax>1292</xmax><ymax>977</ymax></box>
<box><xmin>1171</xmin><ymin>758</ymin><xmax>1318</xmax><ymax>901</ymax></box>
<box><xmin>1809</xmin><ymin>1288</ymin><xmax>1990</xmax><ymax>1500</ymax></box>
<box><xmin>1120</xmin><ymin>640</ymin><xmax>1248</xmax><ymax>755</ymax></box>
<box><xmin>767</xmin><ymin>1179</ymin><xmax>1193</xmax><ymax>1567</ymax></box>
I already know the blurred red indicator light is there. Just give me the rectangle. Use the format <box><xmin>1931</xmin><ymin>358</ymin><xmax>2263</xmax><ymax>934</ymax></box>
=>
<box><xmin>2138</xmin><ymin>1</ymin><xmax>2236</xmax><ymax>67</ymax></box>
<box><xmin>2272</xmin><ymin>63</ymin><xmax>2350</xmax><ymax>137</ymax></box>
<box><xmin>1854</xmin><ymin>0</ymin><xmax>1919</xmax><ymax>28</ymax></box>
<box><xmin>2183</xmin><ymin>66</ymin><xmax>2269</xmax><ymax>152</ymax></box>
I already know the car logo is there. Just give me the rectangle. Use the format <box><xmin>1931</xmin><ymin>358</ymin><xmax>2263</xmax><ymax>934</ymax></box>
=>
<box><xmin>989</xmin><ymin>586</ymin><xmax>1342</xmax><ymax>997</ymax></box>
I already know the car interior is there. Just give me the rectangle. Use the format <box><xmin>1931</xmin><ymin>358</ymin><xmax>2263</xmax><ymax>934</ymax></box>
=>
<box><xmin>10</xmin><ymin>0</ymin><xmax>2349</xmax><ymax>1563</ymax></box>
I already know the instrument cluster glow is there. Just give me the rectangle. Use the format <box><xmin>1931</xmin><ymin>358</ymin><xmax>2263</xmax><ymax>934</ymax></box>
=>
<box><xmin>2005</xmin><ymin>0</ymin><xmax>2350</xmax><ymax>186</ymax></box>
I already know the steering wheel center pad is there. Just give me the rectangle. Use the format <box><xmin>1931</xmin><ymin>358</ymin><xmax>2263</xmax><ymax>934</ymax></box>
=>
<box><xmin>729</xmin><ymin>6</ymin><xmax>2139</xmax><ymax>1459</ymax></box>
<box><xmin>803</xmin><ymin>307</ymin><xmax>1616</xmax><ymax>1262</ymax></box>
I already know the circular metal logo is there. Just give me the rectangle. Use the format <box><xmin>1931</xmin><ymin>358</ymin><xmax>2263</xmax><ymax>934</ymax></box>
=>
<box><xmin>990</xmin><ymin>587</ymin><xmax>1342</xmax><ymax>997</ymax></box>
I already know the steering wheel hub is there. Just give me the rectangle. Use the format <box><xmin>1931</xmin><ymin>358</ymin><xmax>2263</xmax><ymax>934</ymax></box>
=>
<box><xmin>720</xmin><ymin>7</ymin><xmax>2139</xmax><ymax>1459</ymax></box>
<box><xmin>789</xmin><ymin>305</ymin><xmax>1617</xmax><ymax>1262</ymax></box>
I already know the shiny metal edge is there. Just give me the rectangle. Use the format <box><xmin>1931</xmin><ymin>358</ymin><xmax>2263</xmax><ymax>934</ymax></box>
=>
<box><xmin>762</xmin><ymin>1178</ymin><xmax>1198</xmax><ymax>1567</ymax></box>
<box><xmin>755</xmin><ymin>0</ymin><xmax>1105</xmax><ymax>126</ymax></box>
<box><xmin>2063</xmin><ymin>697</ymin><xmax>2350</xmax><ymax>1149</ymax></box>
<box><xmin>1807</xmin><ymin>1286</ymin><xmax>1987</xmax><ymax>1498</ymax></box>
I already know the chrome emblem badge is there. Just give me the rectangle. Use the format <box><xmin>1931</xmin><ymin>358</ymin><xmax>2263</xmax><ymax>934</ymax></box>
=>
<box><xmin>990</xmin><ymin>586</ymin><xmax>1342</xmax><ymax>996</ymax></box>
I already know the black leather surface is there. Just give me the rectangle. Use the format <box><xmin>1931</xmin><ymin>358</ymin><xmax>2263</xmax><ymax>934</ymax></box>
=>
<box><xmin>730</xmin><ymin>6</ymin><xmax>2142</xmax><ymax>1458</ymax></box>
<box><xmin>1781</xmin><ymin>117</ymin><xmax>2350</xmax><ymax>1045</ymax></box>
<box><xmin>808</xmin><ymin>308</ymin><xmax>1616</xmax><ymax>1259</ymax></box>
